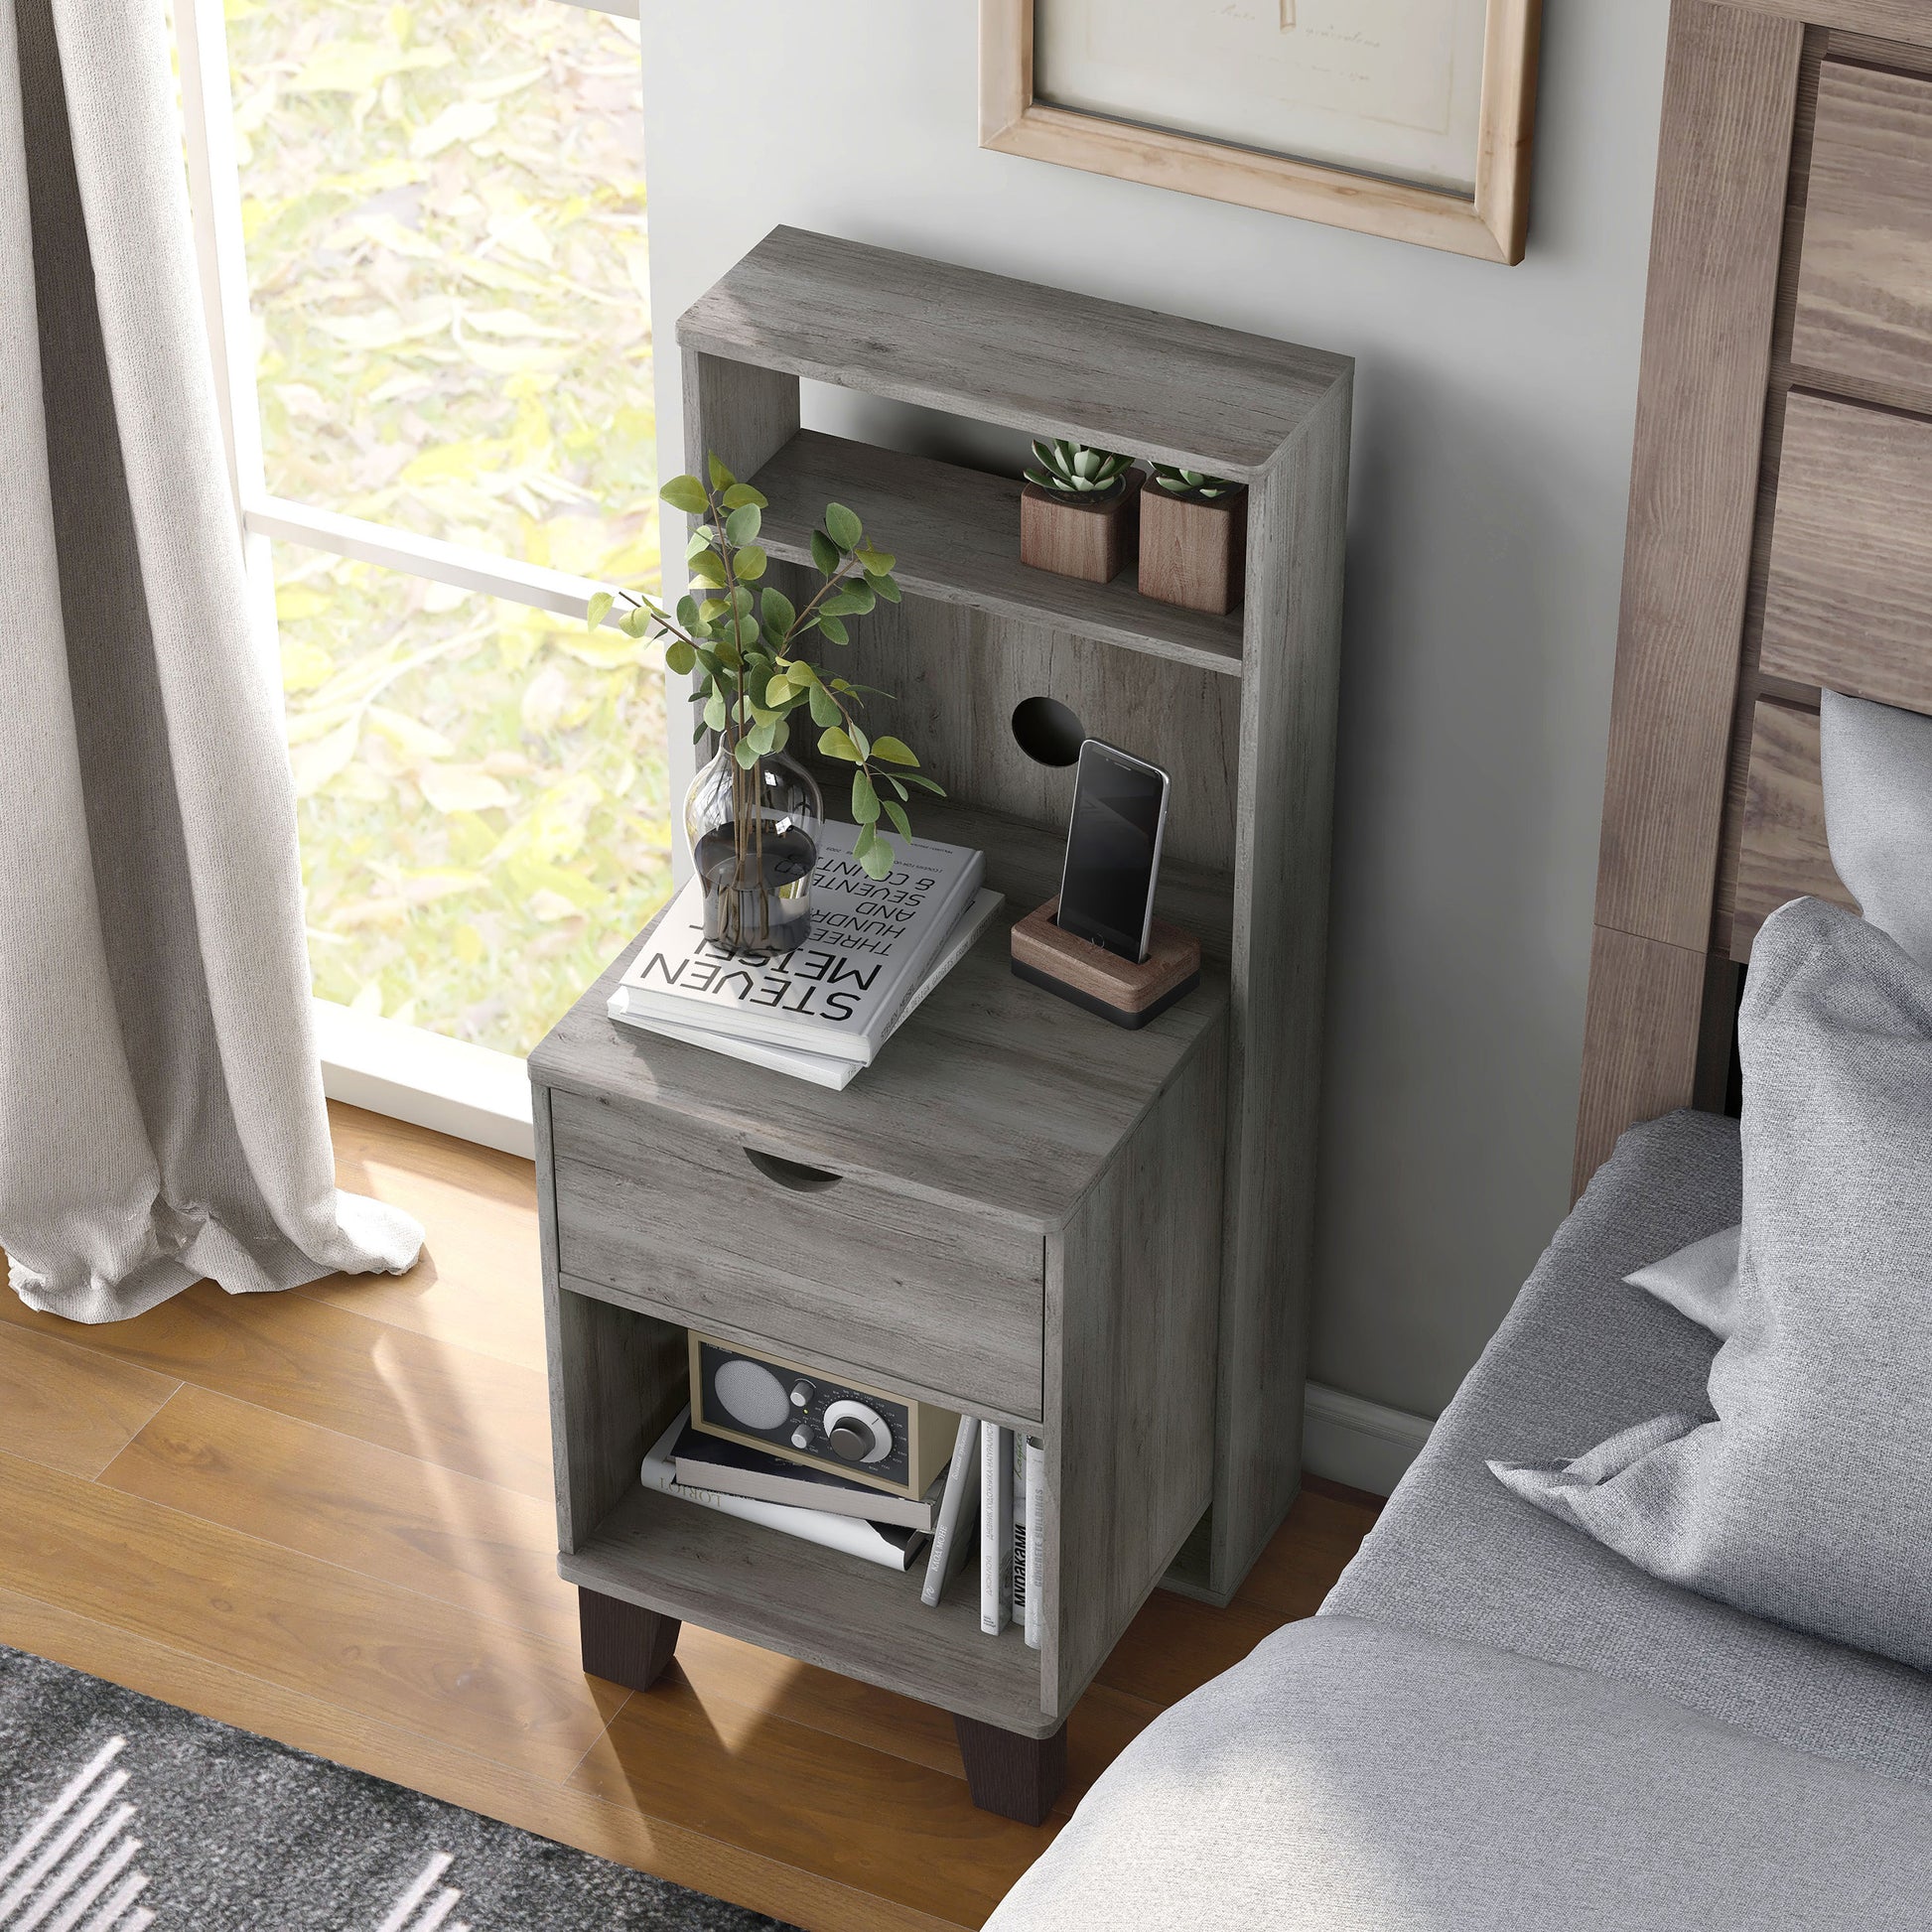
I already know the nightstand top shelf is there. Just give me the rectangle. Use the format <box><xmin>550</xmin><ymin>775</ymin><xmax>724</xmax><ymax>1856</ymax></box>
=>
<box><xmin>753</xmin><ymin>431</ymin><xmax>1243</xmax><ymax>674</ymax></box>
<box><xmin>529</xmin><ymin>802</ymin><xmax>1231</xmax><ymax>1236</ymax></box>
<box><xmin>677</xmin><ymin>226</ymin><xmax>1352</xmax><ymax>482</ymax></box>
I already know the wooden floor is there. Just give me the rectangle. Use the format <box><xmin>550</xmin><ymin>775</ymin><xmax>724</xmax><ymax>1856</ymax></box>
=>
<box><xmin>0</xmin><ymin>1103</ymin><xmax>1377</xmax><ymax>1932</ymax></box>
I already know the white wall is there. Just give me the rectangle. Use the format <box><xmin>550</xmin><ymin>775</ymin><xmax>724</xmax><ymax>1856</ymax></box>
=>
<box><xmin>638</xmin><ymin>0</ymin><xmax>1672</xmax><ymax>1426</ymax></box>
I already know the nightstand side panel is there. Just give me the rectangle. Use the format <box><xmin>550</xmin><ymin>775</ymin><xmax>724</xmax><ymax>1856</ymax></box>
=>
<box><xmin>1042</xmin><ymin>1019</ymin><xmax>1227</xmax><ymax>1719</ymax></box>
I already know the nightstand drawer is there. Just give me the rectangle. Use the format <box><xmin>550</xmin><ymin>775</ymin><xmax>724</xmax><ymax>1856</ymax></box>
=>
<box><xmin>548</xmin><ymin>1088</ymin><xmax>1044</xmax><ymax>1420</ymax></box>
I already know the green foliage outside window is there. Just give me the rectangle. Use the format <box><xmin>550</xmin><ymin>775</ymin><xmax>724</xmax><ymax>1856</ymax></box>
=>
<box><xmin>230</xmin><ymin>0</ymin><xmax>670</xmax><ymax>1055</ymax></box>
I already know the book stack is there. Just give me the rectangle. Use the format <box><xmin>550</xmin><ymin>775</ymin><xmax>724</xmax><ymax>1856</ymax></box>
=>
<box><xmin>642</xmin><ymin>1409</ymin><xmax>940</xmax><ymax>1570</ymax></box>
<box><xmin>609</xmin><ymin>823</ymin><xmax>1002</xmax><ymax>1088</ymax></box>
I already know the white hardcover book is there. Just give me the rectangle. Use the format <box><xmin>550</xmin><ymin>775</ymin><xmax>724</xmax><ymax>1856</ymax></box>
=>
<box><xmin>610</xmin><ymin>823</ymin><xmax>984</xmax><ymax>1063</ymax></box>
<box><xmin>641</xmin><ymin>1410</ymin><xmax>926</xmax><ymax>1573</ymax></box>
<box><xmin>921</xmin><ymin>1414</ymin><xmax>982</xmax><ymax>1608</ymax></box>
<box><xmin>612</xmin><ymin>889</ymin><xmax>1005</xmax><ymax>1090</ymax></box>
<box><xmin>1024</xmin><ymin>1438</ymin><xmax>1044</xmax><ymax>1651</ymax></box>
<box><xmin>980</xmin><ymin>1422</ymin><xmax>1013</xmax><ymax>1636</ymax></box>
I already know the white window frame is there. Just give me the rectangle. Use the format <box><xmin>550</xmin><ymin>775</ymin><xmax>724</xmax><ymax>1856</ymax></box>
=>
<box><xmin>175</xmin><ymin>0</ymin><xmax>656</xmax><ymax>1161</ymax></box>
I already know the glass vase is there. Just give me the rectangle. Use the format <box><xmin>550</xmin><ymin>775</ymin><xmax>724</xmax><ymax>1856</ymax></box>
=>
<box><xmin>683</xmin><ymin>744</ymin><xmax>823</xmax><ymax>953</ymax></box>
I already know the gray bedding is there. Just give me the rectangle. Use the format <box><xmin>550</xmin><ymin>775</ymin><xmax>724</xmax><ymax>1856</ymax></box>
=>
<box><xmin>1325</xmin><ymin>1107</ymin><xmax>1932</xmax><ymax>1785</ymax></box>
<box><xmin>989</xmin><ymin>1107</ymin><xmax>1932</xmax><ymax>1930</ymax></box>
<box><xmin>986</xmin><ymin>1615</ymin><xmax>1932</xmax><ymax>1931</ymax></box>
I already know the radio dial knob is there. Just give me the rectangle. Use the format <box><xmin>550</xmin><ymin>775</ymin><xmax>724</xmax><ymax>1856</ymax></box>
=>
<box><xmin>789</xmin><ymin>1380</ymin><xmax>813</xmax><ymax>1409</ymax></box>
<box><xmin>820</xmin><ymin>1399</ymin><xmax>892</xmax><ymax>1464</ymax></box>
<box><xmin>790</xmin><ymin>1425</ymin><xmax>810</xmax><ymax>1449</ymax></box>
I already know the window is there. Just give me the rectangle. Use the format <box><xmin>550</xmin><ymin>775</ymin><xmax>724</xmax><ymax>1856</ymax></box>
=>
<box><xmin>174</xmin><ymin>0</ymin><xmax>671</xmax><ymax>1155</ymax></box>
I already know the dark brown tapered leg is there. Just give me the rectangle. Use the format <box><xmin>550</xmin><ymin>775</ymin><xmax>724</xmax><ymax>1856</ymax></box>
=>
<box><xmin>578</xmin><ymin>1587</ymin><xmax>681</xmax><ymax>1691</ymax></box>
<box><xmin>952</xmin><ymin>1714</ymin><xmax>1066</xmax><ymax>1825</ymax></box>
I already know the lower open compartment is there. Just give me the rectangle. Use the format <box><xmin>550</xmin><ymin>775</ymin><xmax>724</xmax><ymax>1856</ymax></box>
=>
<box><xmin>549</xmin><ymin>1284</ymin><xmax>1052</xmax><ymax>1737</ymax></box>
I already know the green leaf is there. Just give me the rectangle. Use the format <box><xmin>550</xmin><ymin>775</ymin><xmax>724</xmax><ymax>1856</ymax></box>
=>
<box><xmin>848</xmin><ymin>722</ymin><xmax>871</xmax><ymax>760</ymax></box>
<box><xmin>859</xmin><ymin>833</ymin><xmax>895</xmax><ymax>881</ymax></box>
<box><xmin>721</xmin><ymin>483</ymin><xmax>768</xmax><ymax>508</ymax></box>
<box><xmin>854</xmin><ymin>821</ymin><xmax>878</xmax><ymax>861</ymax></box>
<box><xmin>867</xmin><ymin>572</ymin><xmax>902</xmax><ymax>605</ymax></box>
<box><xmin>585</xmin><ymin>590</ymin><xmax>614</xmax><ymax>631</ymax></box>
<box><xmin>771</xmin><ymin>718</ymin><xmax>790</xmax><ymax>754</ymax></box>
<box><xmin>694</xmin><ymin>718</ymin><xmax>711</xmax><ymax>744</ymax></box>
<box><xmin>886</xmin><ymin>774</ymin><xmax>908</xmax><ymax>799</ymax></box>
<box><xmin>661</xmin><ymin>475</ymin><xmax>708</xmax><ymax>514</ymax></box>
<box><xmin>884</xmin><ymin>798</ymin><xmax>911</xmax><ymax>839</ymax></box>
<box><xmin>700</xmin><ymin>598</ymin><xmax>731</xmax><ymax>622</ymax></box>
<box><xmin>675</xmin><ymin>594</ymin><xmax>701</xmax><ymax>630</ymax></box>
<box><xmin>708</xmin><ymin>453</ymin><xmax>736</xmax><ymax>490</ymax></box>
<box><xmin>703</xmin><ymin>690</ymin><xmax>727</xmax><ymax>733</ymax></box>
<box><xmin>854</xmin><ymin>546</ymin><xmax>896</xmax><ymax>576</ymax></box>
<box><xmin>870</xmin><ymin>735</ymin><xmax>918</xmax><ymax>766</ymax></box>
<box><xmin>724</xmin><ymin>504</ymin><xmax>762</xmax><ymax>546</ymax></box>
<box><xmin>664</xmin><ymin>639</ymin><xmax>697</xmax><ymax>676</ymax></box>
<box><xmin>759</xmin><ymin>587</ymin><xmax>796</xmax><ymax>636</ymax></box>
<box><xmin>825</xmin><ymin>501</ymin><xmax>863</xmax><ymax>550</ymax></box>
<box><xmin>687</xmin><ymin>551</ymin><xmax>728</xmax><ymax>589</ymax></box>
<box><xmin>817</xmin><ymin>726</ymin><xmax>860</xmax><ymax>763</ymax></box>
<box><xmin>735</xmin><ymin>544</ymin><xmax>768</xmax><ymax>581</ymax></box>
<box><xmin>748</xmin><ymin>719</ymin><xmax>778</xmax><ymax>757</ymax></box>
<box><xmin>810</xmin><ymin>530</ymin><xmax>841</xmax><ymax>577</ymax></box>
<box><xmin>897</xmin><ymin>770</ymin><xmax>945</xmax><ymax>794</ymax></box>
<box><xmin>764</xmin><ymin>674</ymin><xmax>793</xmax><ymax>706</ymax></box>
<box><xmin>852</xmin><ymin>768</ymin><xmax>881</xmax><ymax>824</ymax></box>
<box><xmin>820</xmin><ymin>587</ymin><xmax>875</xmax><ymax>618</ymax></box>
<box><xmin>732</xmin><ymin>735</ymin><xmax>759</xmax><ymax>768</ymax></box>
<box><xmin>817</xmin><ymin>614</ymin><xmax>849</xmax><ymax>646</ymax></box>
<box><xmin>620</xmin><ymin>608</ymin><xmax>651</xmax><ymax>637</ymax></box>
<box><xmin>807</xmin><ymin>682</ymin><xmax>841</xmax><ymax>728</ymax></box>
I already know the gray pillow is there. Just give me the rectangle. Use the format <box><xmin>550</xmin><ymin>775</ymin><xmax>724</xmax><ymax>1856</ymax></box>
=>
<box><xmin>1625</xmin><ymin>1223</ymin><xmax>1739</xmax><ymax>1338</ymax></box>
<box><xmin>1494</xmin><ymin>896</ymin><xmax>1932</xmax><ymax>1673</ymax></box>
<box><xmin>1820</xmin><ymin>689</ymin><xmax>1932</xmax><ymax>971</ymax></box>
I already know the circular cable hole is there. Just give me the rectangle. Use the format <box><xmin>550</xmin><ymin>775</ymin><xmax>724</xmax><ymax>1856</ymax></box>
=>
<box><xmin>1011</xmin><ymin>696</ymin><xmax>1086</xmax><ymax>766</ymax></box>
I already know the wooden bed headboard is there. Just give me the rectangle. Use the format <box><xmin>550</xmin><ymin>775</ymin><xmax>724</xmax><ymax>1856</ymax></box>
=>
<box><xmin>1575</xmin><ymin>0</ymin><xmax>1932</xmax><ymax>1193</ymax></box>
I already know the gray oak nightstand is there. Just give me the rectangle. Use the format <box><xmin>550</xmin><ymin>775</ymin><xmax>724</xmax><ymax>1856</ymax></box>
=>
<box><xmin>530</xmin><ymin>229</ymin><xmax>1351</xmax><ymax>1823</ymax></box>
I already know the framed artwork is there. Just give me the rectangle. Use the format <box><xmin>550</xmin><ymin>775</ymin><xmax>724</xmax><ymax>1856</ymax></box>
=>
<box><xmin>979</xmin><ymin>0</ymin><xmax>1542</xmax><ymax>265</ymax></box>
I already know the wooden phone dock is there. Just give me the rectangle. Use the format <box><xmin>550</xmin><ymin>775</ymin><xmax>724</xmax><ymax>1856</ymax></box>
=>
<box><xmin>1010</xmin><ymin>896</ymin><xmax>1201</xmax><ymax>1030</ymax></box>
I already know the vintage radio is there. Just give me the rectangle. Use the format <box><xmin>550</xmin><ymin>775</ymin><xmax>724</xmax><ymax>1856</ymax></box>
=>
<box><xmin>687</xmin><ymin>1333</ymin><xmax>955</xmax><ymax>1501</ymax></box>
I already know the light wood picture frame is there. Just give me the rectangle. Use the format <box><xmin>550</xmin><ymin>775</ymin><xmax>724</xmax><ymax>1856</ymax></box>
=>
<box><xmin>979</xmin><ymin>0</ymin><xmax>1542</xmax><ymax>265</ymax></box>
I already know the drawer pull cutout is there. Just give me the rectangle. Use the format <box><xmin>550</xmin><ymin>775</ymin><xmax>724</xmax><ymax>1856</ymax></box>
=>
<box><xmin>744</xmin><ymin>1148</ymin><xmax>842</xmax><ymax>1193</ymax></box>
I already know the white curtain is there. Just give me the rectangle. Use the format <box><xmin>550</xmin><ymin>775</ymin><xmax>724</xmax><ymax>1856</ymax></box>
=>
<box><xmin>0</xmin><ymin>0</ymin><xmax>423</xmax><ymax>1321</ymax></box>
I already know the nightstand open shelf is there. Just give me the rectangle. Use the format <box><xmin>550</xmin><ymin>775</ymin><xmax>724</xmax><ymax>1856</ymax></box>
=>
<box><xmin>751</xmin><ymin>430</ymin><xmax>1246</xmax><ymax>673</ymax></box>
<box><xmin>533</xmin><ymin>227</ymin><xmax>1351</xmax><ymax>1820</ymax></box>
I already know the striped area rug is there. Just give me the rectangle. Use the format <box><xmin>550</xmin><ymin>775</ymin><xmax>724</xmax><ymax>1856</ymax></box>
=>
<box><xmin>0</xmin><ymin>1647</ymin><xmax>793</xmax><ymax>1931</ymax></box>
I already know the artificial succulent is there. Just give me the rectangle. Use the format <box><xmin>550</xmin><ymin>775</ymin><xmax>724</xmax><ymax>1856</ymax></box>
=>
<box><xmin>1150</xmin><ymin>464</ymin><xmax>1240</xmax><ymax>501</ymax></box>
<box><xmin>1025</xmin><ymin>438</ymin><xmax>1136</xmax><ymax>501</ymax></box>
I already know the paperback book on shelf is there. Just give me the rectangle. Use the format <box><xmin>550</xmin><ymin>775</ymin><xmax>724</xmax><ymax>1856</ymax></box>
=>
<box><xmin>674</xmin><ymin>1422</ymin><xmax>947</xmax><ymax>1531</ymax></box>
<box><xmin>920</xmin><ymin>1414</ymin><xmax>982</xmax><ymax>1608</ymax></box>
<box><xmin>615</xmin><ymin>887</ymin><xmax>1004</xmax><ymax>1090</ymax></box>
<box><xmin>1023</xmin><ymin>1436</ymin><xmax>1043</xmax><ymax>1651</ymax></box>
<box><xmin>980</xmin><ymin>1423</ymin><xmax>1014</xmax><ymax>1636</ymax></box>
<box><xmin>641</xmin><ymin>1409</ymin><xmax>927</xmax><ymax>1572</ymax></box>
<box><xmin>609</xmin><ymin>822</ymin><xmax>986</xmax><ymax>1069</ymax></box>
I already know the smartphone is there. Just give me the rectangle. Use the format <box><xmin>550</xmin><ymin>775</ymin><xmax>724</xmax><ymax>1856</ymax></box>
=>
<box><xmin>1055</xmin><ymin>741</ymin><xmax>1172</xmax><ymax>964</ymax></box>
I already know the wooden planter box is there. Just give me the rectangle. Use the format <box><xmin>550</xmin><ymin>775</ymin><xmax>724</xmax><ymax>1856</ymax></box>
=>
<box><xmin>1019</xmin><ymin>469</ymin><xmax>1143</xmax><ymax>584</ymax></box>
<box><xmin>1139</xmin><ymin>484</ymin><xmax>1248</xmax><ymax>616</ymax></box>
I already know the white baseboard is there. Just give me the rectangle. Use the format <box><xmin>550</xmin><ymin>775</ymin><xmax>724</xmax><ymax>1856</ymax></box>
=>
<box><xmin>1302</xmin><ymin>1382</ymin><xmax>1435</xmax><ymax>1498</ymax></box>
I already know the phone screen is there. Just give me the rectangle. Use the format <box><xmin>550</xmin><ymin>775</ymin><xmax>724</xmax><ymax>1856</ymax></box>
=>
<box><xmin>1057</xmin><ymin>743</ymin><xmax>1170</xmax><ymax>962</ymax></box>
